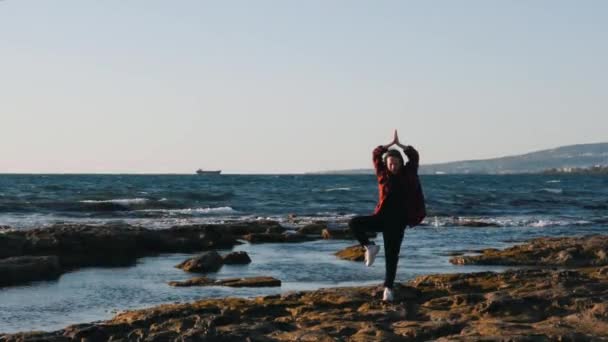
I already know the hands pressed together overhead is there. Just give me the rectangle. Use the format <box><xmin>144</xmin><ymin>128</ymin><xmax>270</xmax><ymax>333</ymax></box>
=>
<box><xmin>383</xmin><ymin>129</ymin><xmax>410</xmax><ymax>151</ymax></box>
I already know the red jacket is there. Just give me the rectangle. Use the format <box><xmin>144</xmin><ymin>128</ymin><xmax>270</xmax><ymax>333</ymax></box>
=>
<box><xmin>373</xmin><ymin>145</ymin><xmax>426</xmax><ymax>227</ymax></box>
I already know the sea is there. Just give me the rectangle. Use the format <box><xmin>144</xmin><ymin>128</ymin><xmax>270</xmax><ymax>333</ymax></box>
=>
<box><xmin>0</xmin><ymin>174</ymin><xmax>607</xmax><ymax>333</ymax></box>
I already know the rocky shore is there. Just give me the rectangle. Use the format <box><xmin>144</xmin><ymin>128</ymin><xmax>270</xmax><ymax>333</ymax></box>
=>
<box><xmin>2</xmin><ymin>266</ymin><xmax>606</xmax><ymax>341</ymax></box>
<box><xmin>2</xmin><ymin>234</ymin><xmax>608</xmax><ymax>340</ymax></box>
<box><xmin>0</xmin><ymin>221</ymin><xmax>370</xmax><ymax>287</ymax></box>
<box><xmin>450</xmin><ymin>235</ymin><xmax>608</xmax><ymax>267</ymax></box>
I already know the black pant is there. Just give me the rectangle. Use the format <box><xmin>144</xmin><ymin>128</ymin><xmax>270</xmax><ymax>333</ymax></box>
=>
<box><xmin>348</xmin><ymin>214</ymin><xmax>406</xmax><ymax>289</ymax></box>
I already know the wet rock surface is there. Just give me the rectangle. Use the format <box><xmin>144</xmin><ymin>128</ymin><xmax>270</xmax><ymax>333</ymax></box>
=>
<box><xmin>321</xmin><ymin>228</ymin><xmax>377</xmax><ymax>240</ymax></box>
<box><xmin>3</xmin><ymin>266</ymin><xmax>608</xmax><ymax>341</ymax></box>
<box><xmin>168</xmin><ymin>276</ymin><xmax>281</xmax><ymax>288</ymax></box>
<box><xmin>221</xmin><ymin>251</ymin><xmax>251</xmax><ymax>264</ymax></box>
<box><xmin>0</xmin><ymin>221</ymin><xmax>288</xmax><ymax>287</ymax></box>
<box><xmin>450</xmin><ymin>235</ymin><xmax>608</xmax><ymax>267</ymax></box>
<box><xmin>241</xmin><ymin>232</ymin><xmax>316</xmax><ymax>243</ymax></box>
<box><xmin>176</xmin><ymin>251</ymin><xmax>224</xmax><ymax>273</ymax></box>
<box><xmin>296</xmin><ymin>222</ymin><xmax>328</xmax><ymax>235</ymax></box>
<box><xmin>0</xmin><ymin>256</ymin><xmax>62</xmax><ymax>287</ymax></box>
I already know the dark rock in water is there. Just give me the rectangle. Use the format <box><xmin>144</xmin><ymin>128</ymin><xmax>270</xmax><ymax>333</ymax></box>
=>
<box><xmin>176</xmin><ymin>251</ymin><xmax>224</xmax><ymax>273</ymax></box>
<box><xmin>222</xmin><ymin>251</ymin><xmax>251</xmax><ymax>264</ymax></box>
<box><xmin>283</xmin><ymin>232</ymin><xmax>316</xmax><ymax>243</ymax></box>
<box><xmin>0</xmin><ymin>222</ymin><xmax>287</xmax><ymax>287</ymax></box>
<box><xmin>450</xmin><ymin>235</ymin><xmax>608</xmax><ymax>267</ymax></box>
<box><xmin>242</xmin><ymin>232</ymin><xmax>316</xmax><ymax>243</ymax></box>
<box><xmin>6</xmin><ymin>265</ymin><xmax>608</xmax><ymax>341</ymax></box>
<box><xmin>321</xmin><ymin>228</ymin><xmax>376</xmax><ymax>240</ymax></box>
<box><xmin>335</xmin><ymin>245</ymin><xmax>365</xmax><ymax>262</ymax></box>
<box><xmin>322</xmin><ymin>228</ymin><xmax>351</xmax><ymax>239</ymax></box>
<box><xmin>0</xmin><ymin>256</ymin><xmax>61</xmax><ymax>287</ymax></box>
<box><xmin>0</xmin><ymin>234</ymin><xmax>26</xmax><ymax>259</ymax></box>
<box><xmin>173</xmin><ymin>220</ymin><xmax>285</xmax><ymax>237</ymax></box>
<box><xmin>169</xmin><ymin>276</ymin><xmax>281</xmax><ymax>288</ymax></box>
<box><xmin>0</xmin><ymin>225</ymin><xmax>11</xmax><ymax>231</ymax></box>
<box><xmin>242</xmin><ymin>233</ymin><xmax>286</xmax><ymax>243</ymax></box>
<box><xmin>297</xmin><ymin>223</ymin><xmax>327</xmax><ymax>235</ymax></box>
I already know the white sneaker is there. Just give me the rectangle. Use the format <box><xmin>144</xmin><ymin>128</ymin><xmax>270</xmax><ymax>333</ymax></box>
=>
<box><xmin>364</xmin><ymin>244</ymin><xmax>380</xmax><ymax>267</ymax></box>
<box><xmin>382</xmin><ymin>287</ymin><xmax>394</xmax><ymax>302</ymax></box>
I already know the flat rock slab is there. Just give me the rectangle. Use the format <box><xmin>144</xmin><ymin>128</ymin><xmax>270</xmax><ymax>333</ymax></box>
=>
<box><xmin>6</xmin><ymin>265</ymin><xmax>608</xmax><ymax>341</ymax></box>
<box><xmin>450</xmin><ymin>234</ymin><xmax>608</xmax><ymax>267</ymax></box>
<box><xmin>169</xmin><ymin>276</ymin><xmax>281</xmax><ymax>288</ymax></box>
<box><xmin>335</xmin><ymin>244</ymin><xmax>365</xmax><ymax>262</ymax></box>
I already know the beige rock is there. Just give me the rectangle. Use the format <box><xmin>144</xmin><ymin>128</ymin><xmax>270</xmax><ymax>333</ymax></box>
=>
<box><xmin>450</xmin><ymin>235</ymin><xmax>608</xmax><ymax>267</ymax></box>
<box><xmin>335</xmin><ymin>244</ymin><xmax>365</xmax><ymax>262</ymax></box>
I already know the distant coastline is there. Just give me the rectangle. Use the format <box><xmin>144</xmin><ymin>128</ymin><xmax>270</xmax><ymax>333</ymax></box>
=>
<box><xmin>542</xmin><ymin>165</ymin><xmax>608</xmax><ymax>175</ymax></box>
<box><xmin>308</xmin><ymin>142</ymin><xmax>608</xmax><ymax>175</ymax></box>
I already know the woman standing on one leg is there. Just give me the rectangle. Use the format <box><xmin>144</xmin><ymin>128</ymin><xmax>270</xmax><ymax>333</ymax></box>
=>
<box><xmin>348</xmin><ymin>130</ymin><xmax>426</xmax><ymax>301</ymax></box>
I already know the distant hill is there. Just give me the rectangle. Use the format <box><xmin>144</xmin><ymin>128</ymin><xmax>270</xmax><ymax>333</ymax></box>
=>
<box><xmin>543</xmin><ymin>165</ymin><xmax>608</xmax><ymax>175</ymax></box>
<box><xmin>310</xmin><ymin>142</ymin><xmax>608</xmax><ymax>175</ymax></box>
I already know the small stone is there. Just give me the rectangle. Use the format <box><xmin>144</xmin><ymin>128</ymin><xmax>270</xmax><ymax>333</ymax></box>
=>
<box><xmin>176</xmin><ymin>251</ymin><xmax>223</xmax><ymax>273</ymax></box>
<box><xmin>335</xmin><ymin>245</ymin><xmax>365</xmax><ymax>262</ymax></box>
<box><xmin>222</xmin><ymin>251</ymin><xmax>252</xmax><ymax>264</ymax></box>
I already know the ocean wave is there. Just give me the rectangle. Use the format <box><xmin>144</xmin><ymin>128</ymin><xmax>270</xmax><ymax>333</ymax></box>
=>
<box><xmin>80</xmin><ymin>198</ymin><xmax>150</xmax><ymax>205</ymax></box>
<box><xmin>138</xmin><ymin>206</ymin><xmax>236</xmax><ymax>215</ymax></box>
<box><xmin>423</xmin><ymin>216</ymin><xmax>592</xmax><ymax>228</ymax></box>
<box><xmin>546</xmin><ymin>180</ymin><xmax>561</xmax><ymax>183</ymax></box>
<box><xmin>312</xmin><ymin>187</ymin><xmax>353</xmax><ymax>192</ymax></box>
<box><xmin>540</xmin><ymin>188</ymin><xmax>563</xmax><ymax>194</ymax></box>
<box><xmin>324</xmin><ymin>187</ymin><xmax>352</xmax><ymax>192</ymax></box>
<box><xmin>181</xmin><ymin>191</ymin><xmax>233</xmax><ymax>201</ymax></box>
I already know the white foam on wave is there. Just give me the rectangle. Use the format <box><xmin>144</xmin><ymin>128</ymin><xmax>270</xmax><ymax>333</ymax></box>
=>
<box><xmin>139</xmin><ymin>206</ymin><xmax>236</xmax><ymax>215</ymax></box>
<box><xmin>529</xmin><ymin>219</ymin><xmax>591</xmax><ymax>228</ymax></box>
<box><xmin>324</xmin><ymin>187</ymin><xmax>352</xmax><ymax>192</ymax></box>
<box><xmin>546</xmin><ymin>180</ymin><xmax>561</xmax><ymax>183</ymax></box>
<box><xmin>427</xmin><ymin>215</ymin><xmax>591</xmax><ymax>228</ymax></box>
<box><xmin>80</xmin><ymin>198</ymin><xmax>149</xmax><ymax>205</ymax></box>
<box><xmin>276</xmin><ymin>212</ymin><xmax>356</xmax><ymax>229</ymax></box>
<box><xmin>312</xmin><ymin>187</ymin><xmax>353</xmax><ymax>192</ymax></box>
<box><xmin>541</xmin><ymin>188</ymin><xmax>563</xmax><ymax>194</ymax></box>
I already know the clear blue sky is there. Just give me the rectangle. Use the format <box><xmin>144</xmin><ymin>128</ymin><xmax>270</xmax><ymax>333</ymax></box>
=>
<box><xmin>1</xmin><ymin>1</ymin><xmax>606</xmax><ymax>173</ymax></box>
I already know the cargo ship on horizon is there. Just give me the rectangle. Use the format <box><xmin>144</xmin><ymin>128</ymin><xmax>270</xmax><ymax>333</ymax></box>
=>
<box><xmin>195</xmin><ymin>169</ymin><xmax>221</xmax><ymax>175</ymax></box>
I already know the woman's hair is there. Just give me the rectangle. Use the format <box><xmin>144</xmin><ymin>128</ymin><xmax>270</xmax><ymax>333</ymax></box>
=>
<box><xmin>384</xmin><ymin>149</ymin><xmax>404</xmax><ymax>166</ymax></box>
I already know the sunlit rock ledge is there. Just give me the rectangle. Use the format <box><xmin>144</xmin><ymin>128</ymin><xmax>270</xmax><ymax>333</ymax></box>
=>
<box><xmin>2</xmin><ymin>265</ymin><xmax>607</xmax><ymax>341</ymax></box>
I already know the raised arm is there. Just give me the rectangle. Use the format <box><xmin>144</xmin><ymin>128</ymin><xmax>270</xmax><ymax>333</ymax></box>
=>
<box><xmin>373</xmin><ymin>145</ymin><xmax>389</xmax><ymax>176</ymax></box>
<box><xmin>403</xmin><ymin>145</ymin><xmax>419</xmax><ymax>170</ymax></box>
